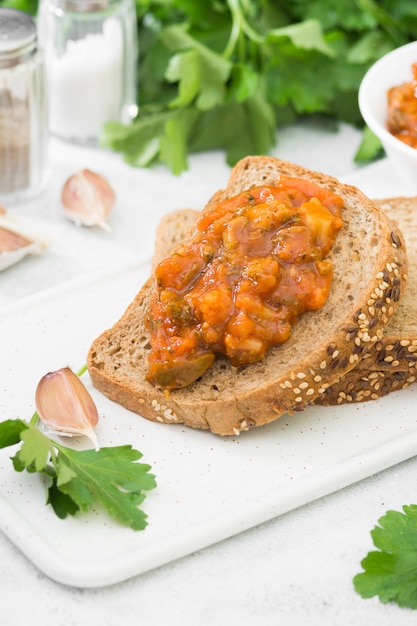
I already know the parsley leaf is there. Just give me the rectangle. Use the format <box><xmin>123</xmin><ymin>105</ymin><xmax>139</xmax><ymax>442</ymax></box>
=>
<box><xmin>162</xmin><ymin>24</ymin><xmax>232</xmax><ymax>111</ymax></box>
<box><xmin>0</xmin><ymin>418</ymin><xmax>27</xmax><ymax>447</ymax></box>
<box><xmin>354</xmin><ymin>505</ymin><xmax>417</xmax><ymax>608</ymax></box>
<box><xmin>56</xmin><ymin>445</ymin><xmax>155</xmax><ymax>530</ymax></box>
<box><xmin>0</xmin><ymin>0</ymin><xmax>38</xmax><ymax>13</ymax></box>
<box><xmin>0</xmin><ymin>419</ymin><xmax>156</xmax><ymax>530</ymax></box>
<box><xmin>17</xmin><ymin>422</ymin><xmax>55</xmax><ymax>471</ymax></box>
<box><xmin>267</xmin><ymin>19</ymin><xmax>335</xmax><ymax>57</ymax></box>
<box><xmin>47</xmin><ymin>478</ymin><xmax>80</xmax><ymax>519</ymax></box>
<box><xmin>354</xmin><ymin>125</ymin><xmax>385</xmax><ymax>162</ymax></box>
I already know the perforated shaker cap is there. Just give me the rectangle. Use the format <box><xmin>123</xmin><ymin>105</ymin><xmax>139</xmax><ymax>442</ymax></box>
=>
<box><xmin>0</xmin><ymin>8</ymin><xmax>37</xmax><ymax>67</ymax></box>
<box><xmin>53</xmin><ymin>0</ymin><xmax>109</xmax><ymax>11</ymax></box>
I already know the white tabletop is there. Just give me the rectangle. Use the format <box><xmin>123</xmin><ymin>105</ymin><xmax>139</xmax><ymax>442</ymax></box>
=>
<box><xmin>2</xmin><ymin>120</ymin><xmax>417</xmax><ymax>625</ymax></box>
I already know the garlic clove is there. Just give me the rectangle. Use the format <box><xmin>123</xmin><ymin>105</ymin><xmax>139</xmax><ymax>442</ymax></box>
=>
<box><xmin>61</xmin><ymin>169</ymin><xmax>115</xmax><ymax>230</ymax></box>
<box><xmin>35</xmin><ymin>367</ymin><xmax>100</xmax><ymax>449</ymax></box>
<box><xmin>0</xmin><ymin>226</ymin><xmax>32</xmax><ymax>252</ymax></box>
<box><xmin>0</xmin><ymin>213</ymin><xmax>49</xmax><ymax>272</ymax></box>
<box><xmin>0</xmin><ymin>241</ymin><xmax>45</xmax><ymax>272</ymax></box>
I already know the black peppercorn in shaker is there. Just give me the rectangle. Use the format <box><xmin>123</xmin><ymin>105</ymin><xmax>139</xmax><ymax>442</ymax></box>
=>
<box><xmin>0</xmin><ymin>8</ymin><xmax>48</xmax><ymax>202</ymax></box>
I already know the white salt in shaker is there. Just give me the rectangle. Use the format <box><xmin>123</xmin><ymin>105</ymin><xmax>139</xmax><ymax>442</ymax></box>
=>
<box><xmin>37</xmin><ymin>0</ymin><xmax>138</xmax><ymax>145</ymax></box>
<box><xmin>0</xmin><ymin>8</ymin><xmax>48</xmax><ymax>201</ymax></box>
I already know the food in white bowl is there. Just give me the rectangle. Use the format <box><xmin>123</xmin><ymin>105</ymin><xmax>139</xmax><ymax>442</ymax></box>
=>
<box><xmin>359</xmin><ymin>40</ymin><xmax>417</xmax><ymax>193</ymax></box>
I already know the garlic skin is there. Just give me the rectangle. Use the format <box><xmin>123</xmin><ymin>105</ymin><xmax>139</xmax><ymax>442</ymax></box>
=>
<box><xmin>61</xmin><ymin>169</ymin><xmax>115</xmax><ymax>231</ymax></box>
<box><xmin>0</xmin><ymin>213</ymin><xmax>48</xmax><ymax>272</ymax></box>
<box><xmin>0</xmin><ymin>227</ymin><xmax>31</xmax><ymax>252</ymax></box>
<box><xmin>35</xmin><ymin>367</ymin><xmax>99</xmax><ymax>449</ymax></box>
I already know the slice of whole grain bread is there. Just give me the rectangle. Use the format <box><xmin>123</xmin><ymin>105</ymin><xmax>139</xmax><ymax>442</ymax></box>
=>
<box><xmin>313</xmin><ymin>196</ymin><xmax>417</xmax><ymax>406</ymax></box>
<box><xmin>353</xmin><ymin>197</ymin><xmax>417</xmax><ymax>372</ymax></box>
<box><xmin>87</xmin><ymin>156</ymin><xmax>407</xmax><ymax>436</ymax></box>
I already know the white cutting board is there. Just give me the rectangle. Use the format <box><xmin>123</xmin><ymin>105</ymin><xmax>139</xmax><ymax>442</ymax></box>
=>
<box><xmin>0</xmin><ymin>158</ymin><xmax>416</xmax><ymax>589</ymax></box>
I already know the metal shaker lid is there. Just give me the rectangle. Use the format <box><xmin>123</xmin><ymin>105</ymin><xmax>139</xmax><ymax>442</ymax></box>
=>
<box><xmin>53</xmin><ymin>0</ymin><xmax>109</xmax><ymax>11</ymax></box>
<box><xmin>0</xmin><ymin>8</ymin><xmax>37</xmax><ymax>67</ymax></box>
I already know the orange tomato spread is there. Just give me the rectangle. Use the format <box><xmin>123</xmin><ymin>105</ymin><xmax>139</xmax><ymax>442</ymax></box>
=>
<box><xmin>145</xmin><ymin>176</ymin><xmax>344</xmax><ymax>390</ymax></box>
<box><xmin>387</xmin><ymin>62</ymin><xmax>417</xmax><ymax>148</ymax></box>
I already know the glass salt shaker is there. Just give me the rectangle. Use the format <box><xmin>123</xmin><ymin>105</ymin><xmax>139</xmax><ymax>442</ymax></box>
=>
<box><xmin>37</xmin><ymin>0</ymin><xmax>138</xmax><ymax>145</ymax></box>
<box><xmin>0</xmin><ymin>8</ymin><xmax>48</xmax><ymax>202</ymax></box>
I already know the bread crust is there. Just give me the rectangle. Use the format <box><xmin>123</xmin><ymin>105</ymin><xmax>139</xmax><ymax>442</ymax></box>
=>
<box><xmin>87</xmin><ymin>156</ymin><xmax>408</xmax><ymax>435</ymax></box>
<box><xmin>315</xmin><ymin>368</ymin><xmax>416</xmax><ymax>406</ymax></box>
<box><xmin>346</xmin><ymin>197</ymin><xmax>417</xmax><ymax>373</ymax></box>
<box><xmin>313</xmin><ymin>195</ymin><xmax>417</xmax><ymax>405</ymax></box>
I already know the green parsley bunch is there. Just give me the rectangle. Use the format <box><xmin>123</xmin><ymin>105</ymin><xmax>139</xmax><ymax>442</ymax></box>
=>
<box><xmin>108</xmin><ymin>0</ymin><xmax>417</xmax><ymax>172</ymax></box>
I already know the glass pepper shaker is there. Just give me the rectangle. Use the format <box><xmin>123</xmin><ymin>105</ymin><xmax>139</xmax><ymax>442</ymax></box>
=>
<box><xmin>37</xmin><ymin>0</ymin><xmax>138</xmax><ymax>145</ymax></box>
<box><xmin>0</xmin><ymin>8</ymin><xmax>48</xmax><ymax>202</ymax></box>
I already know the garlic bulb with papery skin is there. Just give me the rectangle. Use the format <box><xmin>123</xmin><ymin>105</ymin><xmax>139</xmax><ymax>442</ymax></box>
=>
<box><xmin>35</xmin><ymin>367</ymin><xmax>99</xmax><ymax>449</ymax></box>
<box><xmin>61</xmin><ymin>169</ymin><xmax>115</xmax><ymax>230</ymax></box>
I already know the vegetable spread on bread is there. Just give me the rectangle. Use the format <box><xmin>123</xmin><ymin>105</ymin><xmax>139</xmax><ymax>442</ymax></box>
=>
<box><xmin>145</xmin><ymin>177</ymin><xmax>344</xmax><ymax>389</ymax></box>
<box><xmin>87</xmin><ymin>156</ymin><xmax>408</xmax><ymax>436</ymax></box>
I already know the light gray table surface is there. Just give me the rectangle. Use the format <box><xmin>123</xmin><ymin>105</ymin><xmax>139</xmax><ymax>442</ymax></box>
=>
<box><xmin>2</xmin><ymin>120</ymin><xmax>417</xmax><ymax>625</ymax></box>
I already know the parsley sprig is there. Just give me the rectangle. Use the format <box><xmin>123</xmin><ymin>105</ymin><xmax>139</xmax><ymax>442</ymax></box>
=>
<box><xmin>354</xmin><ymin>505</ymin><xmax>417</xmax><ymax>609</ymax></box>
<box><xmin>101</xmin><ymin>0</ymin><xmax>417</xmax><ymax>173</ymax></box>
<box><xmin>0</xmin><ymin>396</ymin><xmax>156</xmax><ymax>530</ymax></box>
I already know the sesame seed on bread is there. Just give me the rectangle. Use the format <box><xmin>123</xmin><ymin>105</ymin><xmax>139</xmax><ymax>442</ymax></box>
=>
<box><xmin>355</xmin><ymin>197</ymin><xmax>417</xmax><ymax>372</ymax></box>
<box><xmin>87</xmin><ymin>156</ymin><xmax>408</xmax><ymax>436</ymax></box>
<box><xmin>315</xmin><ymin>368</ymin><xmax>416</xmax><ymax>405</ymax></box>
<box><xmin>314</xmin><ymin>196</ymin><xmax>417</xmax><ymax>406</ymax></box>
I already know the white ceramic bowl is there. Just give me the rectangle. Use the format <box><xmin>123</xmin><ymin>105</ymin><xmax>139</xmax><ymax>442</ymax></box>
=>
<box><xmin>359</xmin><ymin>40</ymin><xmax>417</xmax><ymax>193</ymax></box>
